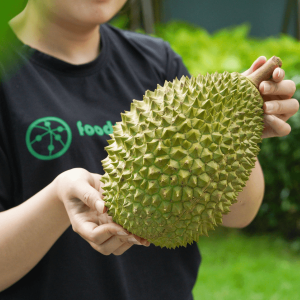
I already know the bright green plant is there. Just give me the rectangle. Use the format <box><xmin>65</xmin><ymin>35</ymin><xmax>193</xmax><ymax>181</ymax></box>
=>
<box><xmin>0</xmin><ymin>1</ymin><xmax>27</xmax><ymax>59</ymax></box>
<box><xmin>156</xmin><ymin>22</ymin><xmax>300</xmax><ymax>92</ymax></box>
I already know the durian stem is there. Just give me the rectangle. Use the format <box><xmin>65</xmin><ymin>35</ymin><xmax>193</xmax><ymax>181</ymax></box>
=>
<box><xmin>247</xmin><ymin>56</ymin><xmax>282</xmax><ymax>89</ymax></box>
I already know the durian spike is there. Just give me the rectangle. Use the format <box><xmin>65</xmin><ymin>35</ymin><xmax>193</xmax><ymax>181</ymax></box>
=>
<box><xmin>247</xmin><ymin>56</ymin><xmax>282</xmax><ymax>88</ymax></box>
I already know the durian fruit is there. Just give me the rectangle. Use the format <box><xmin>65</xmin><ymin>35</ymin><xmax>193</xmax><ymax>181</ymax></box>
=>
<box><xmin>100</xmin><ymin>56</ymin><xmax>282</xmax><ymax>248</ymax></box>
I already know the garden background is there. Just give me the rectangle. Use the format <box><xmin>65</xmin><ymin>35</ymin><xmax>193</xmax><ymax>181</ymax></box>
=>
<box><xmin>1</xmin><ymin>1</ymin><xmax>300</xmax><ymax>299</ymax></box>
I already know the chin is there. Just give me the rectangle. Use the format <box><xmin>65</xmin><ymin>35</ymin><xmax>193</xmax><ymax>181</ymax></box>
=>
<box><xmin>74</xmin><ymin>8</ymin><xmax>120</xmax><ymax>26</ymax></box>
<box><xmin>82</xmin><ymin>1</ymin><xmax>126</xmax><ymax>25</ymax></box>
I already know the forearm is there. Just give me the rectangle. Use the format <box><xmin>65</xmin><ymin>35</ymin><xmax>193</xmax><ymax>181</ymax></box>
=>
<box><xmin>222</xmin><ymin>158</ymin><xmax>265</xmax><ymax>228</ymax></box>
<box><xmin>0</xmin><ymin>181</ymin><xmax>70</xmax><ymax>291</ymax></box>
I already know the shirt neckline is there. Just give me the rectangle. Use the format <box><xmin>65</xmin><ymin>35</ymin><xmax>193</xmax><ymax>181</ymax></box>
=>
<box><xmin>7</xmin><ymin>23</ymin><xmax>110</xmax><ymax>77</ymax></box>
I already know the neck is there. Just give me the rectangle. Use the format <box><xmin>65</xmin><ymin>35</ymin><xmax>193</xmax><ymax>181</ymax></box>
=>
<box><xmin>9</xmin><ymin>2</ymin><xmax>101</xmax><ymax>65</ymax></box>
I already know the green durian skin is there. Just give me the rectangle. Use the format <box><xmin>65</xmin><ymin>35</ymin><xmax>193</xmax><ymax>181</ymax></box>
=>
<box><xmin>100</xmin><ymin>72</ymin><xmax>264</xmax><ymax>249</ymax></box>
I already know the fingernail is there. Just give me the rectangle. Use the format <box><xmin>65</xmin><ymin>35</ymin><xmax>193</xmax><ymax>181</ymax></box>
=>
<box><xmin>265</xmin><ymin>102</ymin><xmax>273</xmax><ymax>112</ymax></box>
<box><xmin>277</xmin><ymin>68</ymin><xmax>281</xmax><ymax>78</ymax></box>
<box><xmin>128</xmin><ymin>237</ymin><xmax>142</xmax><ymax>245</ymax></box>
<box><xmin>117</xmin><ymin>231</ymin><xmax>128</xmax><ymax>236</ymax></box>
<box><xmin>264</xmin><ymin>115</ymin><xmax>274</xmax><ymax>123</ymax></box>
<box><xmin>263</xmin><ymin>83</ymin><xmax>271</xmax><ymax>94</ymax></box>
<box><xmin>95</xmin><ymin>200</ymin><xmax>104</xmax><ymax>213</ymax></box>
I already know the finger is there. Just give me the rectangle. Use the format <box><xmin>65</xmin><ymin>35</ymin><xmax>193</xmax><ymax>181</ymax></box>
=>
<box><xmin>242</xmin><ymin>56</ymin><xmax>267</xmax><ymax>76</ymax></box>
<box><xmin>264</xmin><ymin>98</ymin><xmax>299</xmax><ymax>117</ymax></box>
<box><xmin>98</xmin><ymin>213</ymin><xmax>113</xmax><ymax>225</ymax></box>
<box><xmin>91</xmin><ymin>173</ymin><xmax>107</xmax><ymax>207</ymax></box>
<box><xmin>89</xmin><ymin>233</ymin><xmax>147</xmax><ymax>255</ymax></box>
<box><xmin>91</xmin><ymin>173</ymin><xmax>104</xmax><ymax>193</ymax></box>
<box><xmin>99</xmin><ymin>179</ymin><xmax>105</xmax><ymax>199</ymax></box>
<box><xmin>259</xmin><ymin>80</ymin><xmax>296</xmax><ymax>97</ymax></box>
<box><xmin>114</xmin><ymin>237</ymin><xmax>151</xmax><ymax>254</ymax></box>
<box><xmin>89</xmin><ymin>237</ymin><xmax>130</xmax><ymax>256</ymax></box>
<box><xmin>92</xmin><ymin>174</ymin><xmax>108</xmax><ymax>212</ymax></box>
<box><xmin>113</xmin><ymin>242</ymin><xmax>134</xmax><ymax>256</ymax></box>
<box><xmin>271</xmin><ymin>67</ymin><xmax>285</xmax><ymax>83</ymax></box>
<box><xmin>132</xmin><ymin>234</ymin><xmax>150</xmax><ymax>246</ymax></box>
<box><xmin>73</xmin><ymin>221</ymin><xmax>130</xmax><ymax>245</ymax></box>
<box><xmin>72</xmin><ymin>181</ymin><xmax>106</xmax><ymax>213</ymax></box>
<box><xmin>75</xmin><ymin>209</ymin><xmax>150</xmax><ymax>245</ymax></box>
<box><xmin>263</xmin><ymin>115</ymin><xmax>291</xmax><ymax>138</ymax></box>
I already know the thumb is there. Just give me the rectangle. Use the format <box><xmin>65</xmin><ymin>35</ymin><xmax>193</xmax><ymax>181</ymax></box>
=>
<box><xmin>75</xmin><ymin>182</ymin><xmax>106</xmax><ymax>213</ymax></box>
<box><xmin>242</xmin><ymin>56</ymin><xmax>267</xmax><ymax>76</ymax></box>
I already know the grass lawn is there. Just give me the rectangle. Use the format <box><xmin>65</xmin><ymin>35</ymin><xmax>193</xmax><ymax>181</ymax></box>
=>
<box><xmin>192</xmin><ymin>228</ymin><xmax>300</xmax><ymax>300</ymax></box>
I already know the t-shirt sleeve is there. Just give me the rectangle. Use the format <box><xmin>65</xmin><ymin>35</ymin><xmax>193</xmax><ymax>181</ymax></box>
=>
<box><xmin>164</xmin><ymin>42</ymin><xmax>191</xmax><ymax>82</ymax></box>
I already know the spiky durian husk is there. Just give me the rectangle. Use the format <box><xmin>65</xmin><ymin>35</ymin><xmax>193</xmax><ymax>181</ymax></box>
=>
<box><xmin>101</xmin><ymin>72</ymin><xmax>264</xmax><ymax>249</ymax></box>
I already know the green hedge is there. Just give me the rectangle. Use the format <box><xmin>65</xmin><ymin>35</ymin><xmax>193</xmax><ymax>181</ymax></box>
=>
<box><xmin>157</xmin><ymin>22</ymin><xmax>300</xmax><ymax>240</ymax></box>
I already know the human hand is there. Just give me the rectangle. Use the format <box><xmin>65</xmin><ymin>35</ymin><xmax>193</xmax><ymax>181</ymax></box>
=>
<box><xmin>242</xmin><ymin>56</ymin><xmax>299</xmax><ymax>138</ymax></box>
<box><xmin>54</xmin><ymin>168</ymin><xmax>150</xmax><ymax>255</ymax></box>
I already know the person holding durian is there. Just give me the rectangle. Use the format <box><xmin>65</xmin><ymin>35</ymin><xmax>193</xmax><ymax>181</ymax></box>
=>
<box><xmin>0</xmin><ymin>0</ymin><xmax>298</xmax><ymax>299</ymax></box>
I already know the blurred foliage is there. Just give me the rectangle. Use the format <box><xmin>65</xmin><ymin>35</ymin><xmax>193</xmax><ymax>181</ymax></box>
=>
<box><xmin>0</xmin><ymin>1</ymin><xmax>27</xmax><ymax>53</ymax></box>
<box><xmin>156</xmin><ymin>22</ymin><xmax>300</xmax><ymax>80</ymax></box>
<box><xmin>112</xmin><ymin>18</ymin><xmax>300</xmax><ymax>239</ymax></box>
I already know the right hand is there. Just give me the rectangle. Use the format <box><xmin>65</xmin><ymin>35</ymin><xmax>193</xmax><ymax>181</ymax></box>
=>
<box><xmin>54</xmin><ymin>168</ymin><xmax>150</xmax><ymax>255</ymax></box>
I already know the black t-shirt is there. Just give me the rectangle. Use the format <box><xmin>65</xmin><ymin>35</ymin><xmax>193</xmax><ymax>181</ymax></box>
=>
<box><xmin>0</xmin><ymin>24</ymin><xmax>201</xmax><ymax>300</ymax></box>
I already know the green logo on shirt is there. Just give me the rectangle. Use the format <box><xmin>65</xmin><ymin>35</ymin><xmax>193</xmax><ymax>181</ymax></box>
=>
<box><xmin>26</xmin><ymin>117</ymin><xmax>72</xmax><ymax>160</ymax></box>
<box><xmin>77</xmin><ymin>120</ymin><xmax>113</xmax><ymax>136</ymax></box>
<box><xmin>26</xmin><ymin>117</ymin><xmax>115</xmax><ymax>160</ymax></box>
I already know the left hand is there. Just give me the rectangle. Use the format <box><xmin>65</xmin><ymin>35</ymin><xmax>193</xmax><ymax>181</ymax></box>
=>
<box><xmin>242</xmin><ymin>56</ymin><xmax>299</xmax><ymax>138</ymax></box>
<box><xmin>55</xmin><ymin>168</ymin><xmax>150</xmax><ymax>256</ymax></box>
